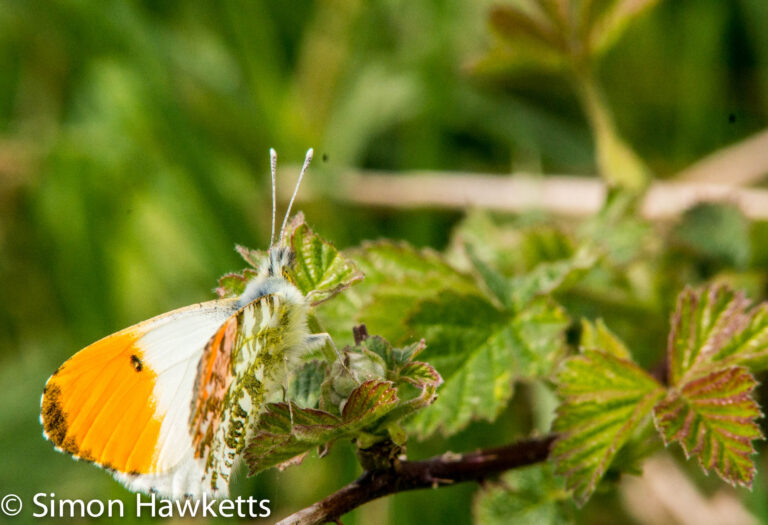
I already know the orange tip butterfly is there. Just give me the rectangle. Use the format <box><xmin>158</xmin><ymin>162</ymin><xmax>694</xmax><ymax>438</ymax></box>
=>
<box><xmin>40</xmin><ymin>149</ymin><xmax>332</xmax><ymax>498</ymax></box>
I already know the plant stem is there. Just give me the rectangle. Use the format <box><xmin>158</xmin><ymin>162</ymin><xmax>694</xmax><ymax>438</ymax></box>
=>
<box><xmin>275</xmin><ymin>435</ymin><xmax>555</xmax><ymax>525</ymax></box>
<box><xmin>573</xmin><ymin>69</ymin><xmax>650</xmax><ymax>192</ymax></box>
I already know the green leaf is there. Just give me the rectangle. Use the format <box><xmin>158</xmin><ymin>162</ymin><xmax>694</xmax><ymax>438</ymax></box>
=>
<box><xmin>578</xmin><ymin>189</ymin><xmax>651</xmax><ymax>264</ymax></box>
<box><xmin>392</xmin><ymin>339</ymin><xmax>427</xmax><ymax>367</ymax></box>
<box><xmin>480</xmin><ymin>0</ymin><xmax>663</xmax><ymax>75</ymax></box>
<box><xmin>465</xmin><ymin>241</ymin><xmax>511</xmax><ymax>308</ymax></box>
<box><xmin>654</xmin><ymin>366</ymin><xmax>764</xmax><ymax>488</ymax></box>
<box><xmin>399</xmin><ymin>360</ymin><xmax>441</xmax><ymax>389</ymax></box>
<box><xmin>283</xmin><ymin>360</ymin><xmax>326</xmax><ymax>409</ymax></box>
<box><xmin>672</xmin><ymin>202</ymin><xmax>751</xmax><ymax>270</ymax></box>
<box><xmin>317</xmin><ymin>241</ymin><xmax>477</xmax><ymax>343</ymax></box>
<box><xmin>471</xmin><ymin>38</ymin><xmax>566</xmax><ymax>75</ymax></box>
<box><xmin>245</xmin><ymin>404</ymin><xmax>339</xmax><ymax>473</ymax></box>
<box><xmin>456</xmin><ymin>213</ymin><xmax>597</xmax><ymax>310</ymax></box>
<box><xmin>245</xmin><ymin>380</ymin><xmax>398</xmax><ymax>475</ymax></box>
<box><xmin>321</xmin><ymin>350</ymin><xmax>388</xmax><ymax>415</ymax></box>
<box><xmin>589</xmin><ymin>0</ymin><xmax>663</xmax><ymax>56</ymax></box>
<box><xmin>341</xmin><ymin>379</ymin><xmax>399</xmax><ymax>423</ymax></box>
<box><xmin>219</xmin><ymin>215</ymin><xmax>362</xmax><ymax>306</ymax></box>
<box><xmin>552</xmin><ymin>346</ymin><xmax>664</xmax><ymax>506</ymax></box>
<box><xmin>215</xmin><ymin>269</ymin><xmax>258</xmax><ymax>298</ymax></box>
<box><xmin>609</xmin><ymin>418</ymin><xmax>664</xmax><ymax>476</ymax></box>
<box><xmin>713</xmin><ymin>304</ymin><xmax>768</xmax><ymax>371</ymax></box>
<box><xmin>317</xmin><ymin>233</ymin><xmax>587</xmax><ymax>439</ymax></box>
<box><xmin>285</xmin><ymin>214</ymin><xmax>364</xmax><ymax>305</ymax></box>
<box><xmin>580</xmin><ymin>318</ymin><xmax>630</xmax><ymax>359</ymax></box>
<box><xmin>667</xmin><ymin>284</ymin><xmax>768</xmax><ymax>383</ymax></box>
<box><xmin>474</xmin><ymin>464</ymin><xmax>571</xmax><ymax>525</ymax></box>
<box><xmin>246</xmin><ymin>333</ymin><xmax>442</xmax><ymax>476</ymax></box>
<box><xmin>355</xmin><ymin>240</ymin><xmax>468</xmax><ymax>287</ymax></box>
<box><xmin>448</xmin><ymin>212</ymin><xmax>576</xmax><ymax>278</ymax></box>
<box><xmin>509</xmin><ymin>247</ymin><xmax>598</xmax><ymax>310</ymax></box>
<box><xmin>474</xmin><ymin>5</ymin><xmax>568</xmax><ymax>74</ymax></box>
<box><xmin>374</xmin><ymin>360</ymin><xmax>442</xmax><ymax>434</ymax></box>
<box><xmin>654</xmin><ymin>284</ymin><xmax>768</xmax><ymax>490</ymax></box>
<box><xmin>235</xmin><ymin>244</ymin><xmax>266</xmax><ymax>269</ymax></box>
<box><xmin>489</xmin><ymin>5</ymin><xmax>563</xmax><ymax>53</ymax></box>
<box><xmin>407</xmin><ymin>292</ymin><xmax>568</xmax><ymax>437</ymax></box>
<box><xmin>579</xmin><ymin>75</ymin><xmax>651</xmax><ymax>191</ymax></box>
<box><xmin>668</xmin><ymin>284</ymin><xmax>741</xmax><ymax>384</ymax></box>
<box><xmin>322</xmin><ymin>335</ymin><xmax>441</xmax><ymax>424</ymax></box>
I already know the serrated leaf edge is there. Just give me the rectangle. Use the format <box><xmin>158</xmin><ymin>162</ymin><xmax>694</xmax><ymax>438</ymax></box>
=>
<box><xmin>653</xmin><ymin>366</ymin><xmax>764</xmax><ymax>489</ymax></box>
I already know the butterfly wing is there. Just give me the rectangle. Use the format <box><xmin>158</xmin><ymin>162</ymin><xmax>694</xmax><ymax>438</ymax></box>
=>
<box><xmin>40</xmin><ymin>298</ymin><xmax>239</xmax><ymax>497</ymax></box>
<box><xmin>190</xmin><ymin>285</ymin><xmax>311</xmax><ymax>495</ymax></box>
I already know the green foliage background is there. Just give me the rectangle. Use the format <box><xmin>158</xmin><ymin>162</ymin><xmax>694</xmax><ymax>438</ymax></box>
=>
<box><xmin>1</xmin><ymin>1</ymin><xmax>768</xmax><ymax>524</ymax></box>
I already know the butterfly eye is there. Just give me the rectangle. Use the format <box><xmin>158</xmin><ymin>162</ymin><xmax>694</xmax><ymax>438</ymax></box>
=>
<box><xmin>130</xmin><ymin>355</ymin><xmax>143</xmax><ymax>372</ymax></box>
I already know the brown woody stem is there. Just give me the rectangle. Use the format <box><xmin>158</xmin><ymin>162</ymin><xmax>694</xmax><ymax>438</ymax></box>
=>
<box><xmin>274</xmin><ymin>435</ymin><xmax>555</xmax><ymax>525</ymax></box>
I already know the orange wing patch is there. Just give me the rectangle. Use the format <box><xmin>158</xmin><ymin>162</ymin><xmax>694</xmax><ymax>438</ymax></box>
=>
<box><xmin>190</xmin><ymin>316</ymin><xmax>237</xmax><ymax>460</ymax></box>
<box><xmin>41</xmin><ymin>330</ymin><xmax>162</xmax><ymax>474</ymax></box>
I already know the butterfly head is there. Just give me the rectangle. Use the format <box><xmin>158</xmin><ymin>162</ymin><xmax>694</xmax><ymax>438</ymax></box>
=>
<box><xmin>236</xmin><ymin>148</ymin><xmax>313</xmax><ymax>307</ymax></box>
<box><xmin>266</xmin><ymin>244</ymin><xmax>295</xmax><ymax>277</ymax></box>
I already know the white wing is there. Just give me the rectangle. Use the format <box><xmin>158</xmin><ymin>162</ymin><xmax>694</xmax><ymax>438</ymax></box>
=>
<box><xmin>41</xmin><ymin>298</ymin><xmax>239</xmax><ymax>498</ymax></box>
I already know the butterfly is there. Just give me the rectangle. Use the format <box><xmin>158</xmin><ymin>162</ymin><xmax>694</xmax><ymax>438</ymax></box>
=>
<box><xmin>40</xmin><ymin>149</ymin><xmax>334</xmax><ymax>499</ymax></box>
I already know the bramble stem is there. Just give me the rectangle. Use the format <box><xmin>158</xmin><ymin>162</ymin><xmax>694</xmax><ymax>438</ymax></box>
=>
<box><xmin>275</xmin><ymin>435</ymin><xmax>555</xmax><ymax>525</ymax></box>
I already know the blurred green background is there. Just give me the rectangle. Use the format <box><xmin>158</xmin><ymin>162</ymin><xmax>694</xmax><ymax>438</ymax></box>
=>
<box><xmin>1</xmin><ymin>0</ymin><xmax>767</xmax><ymax>523</ymax></box>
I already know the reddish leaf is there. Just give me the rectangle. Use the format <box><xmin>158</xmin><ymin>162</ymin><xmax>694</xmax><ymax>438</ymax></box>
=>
<box><xmin>654</xmin><ymin>366</ymin><xmax>763</xmax><ymax>488</ymax></box>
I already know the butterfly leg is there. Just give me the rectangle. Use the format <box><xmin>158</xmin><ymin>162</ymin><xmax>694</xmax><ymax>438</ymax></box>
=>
<box><xmin>281</xmin><ymin>384</ymin><xmax>295</xmax><ymax>431</ymax></box>
<box><xmin>279</xmin><ymin>351</ymin><xmax>296</xmax><ymax>431</ymax></box>
<box><xmin>305</xmin><ymin>332</ymin><xmax>365</xmax><ymax>386</ymax></box>
<box><xmin>305</xmin><ymin>333</ymin><xmax>353</xmax><ymax>374</ymax></box>
<box><xmin>304</xmin><ymin>332</ymin><xmax>332</xmax><ymax>351</ymax></box>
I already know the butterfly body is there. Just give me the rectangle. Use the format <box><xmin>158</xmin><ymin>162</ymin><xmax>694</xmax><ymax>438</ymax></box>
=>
<box><xmin>189</xmin><ymin>258</ymin><xmax>315</xmax><ymax>495</ymax></box>
<box><xmin>40</xmin><ymin>149</ymin><xmax>332</xmax><ymax>498</ymax></box>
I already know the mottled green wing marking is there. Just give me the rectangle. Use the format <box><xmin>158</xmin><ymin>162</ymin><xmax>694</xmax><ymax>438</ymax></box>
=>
<box><xmin>190</xmin><ymin>290</ymin><xmax>309</xmax><ymax>493</ymax></box>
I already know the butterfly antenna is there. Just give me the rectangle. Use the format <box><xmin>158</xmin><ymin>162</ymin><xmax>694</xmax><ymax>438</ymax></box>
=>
<box><xmin>279</xmin><ymin>148</ymin><xmax>313</xmax><ymax>243</ymax></box>
<box><xmin>269</xmin><ymin>148</ymin><xmax>278</xmax><ymax>248</ymax></box>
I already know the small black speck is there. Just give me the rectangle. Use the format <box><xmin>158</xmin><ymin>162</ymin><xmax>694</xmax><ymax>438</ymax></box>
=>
<box><xmin>729</xmin><ymin>113</ymin><xmax>736</xmax><ymax>123</ymax></box>
<box><xmin>322</xmin><ymin>153</ymin><xmax>329</xmax><ymax>162</ymax></box>
<box><xmin>130</xmin><ymin>354</ymin><xmax>143</xmax><ymax>372</ymax></box>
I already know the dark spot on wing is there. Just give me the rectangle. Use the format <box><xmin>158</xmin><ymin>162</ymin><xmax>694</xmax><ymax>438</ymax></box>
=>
<box><xmin>131</xmin><ymin>354</ymin><xmax>143</xmax><ymax>372</ymax></box>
